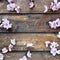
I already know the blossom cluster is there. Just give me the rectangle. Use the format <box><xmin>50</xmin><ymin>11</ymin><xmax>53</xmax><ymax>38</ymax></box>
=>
<box><xmin>0</xmin><ymin>18</ymin><xmax>12</xmax><ymax>30</ymax></box>
<box><xmin>7</xmin><ymin>0</ymin><xmax>20</xmax><ymax>13</ymax></box>
<box><xmin>48</xmin><ymin>18</ymin><xmax>60</xmax><ymax>29</ymax></box>
<box><xmin>44</xmin><ymin>0</ymin><xmax>60</xmax><ymax>13</ymax></box>
<box><xmin>0</xmin><ymin>39</ymin><xmax>16</xmax><ymax>60</ymax></box>
<box><xmin>50</xmin><ymin>0</ymin><xmax>60</xmax><ymax>11</ymax></box>
<box><xmin>45</xmin><ymin>41</ymin><xmax>60</xmax><ymax>56</ymax></box>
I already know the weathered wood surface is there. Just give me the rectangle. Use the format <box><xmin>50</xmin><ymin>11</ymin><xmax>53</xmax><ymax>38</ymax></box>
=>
<box><xmin>3</xmin><ymin>52</ymin><xmax>60</xmax><ymax>60</ymax></box>
<box><xmin>0</xmin><ymin>34</ymin><xmax>60</xmax><ymax>51</ymax></box>
<box><xmin>0</xmin><ymin>0</ymin><xmax>60</xmax><ymax>13</ymax></box>
<box><xmin>1</xmin><ymin>52</ymin><xmax>60</xmax><ymax>60</ymax></box>
<box><xmin>0</xmin><ymin>14</ymin><xmax>60</xmax><ymax>32</ymax></box>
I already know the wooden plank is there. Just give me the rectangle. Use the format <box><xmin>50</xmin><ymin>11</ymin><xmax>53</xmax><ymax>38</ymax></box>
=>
<box><xmin>0</xmin><ymin>34</ymin><xmax>60</xmax><ymax>51</ymax></box>
<box><xmin>4</xmin><ymin>52</ymin><xmax>60</xmax><ymax>60</ymax></box>
<box><xmin>0</xmin><ymin>14</ymin><xmax>60</xmax><ymax>32</ymax></box>
<box><xmin>0</xmin><ymin>0</ymin><xmax>60</xmax><ymax>13</ymax></box>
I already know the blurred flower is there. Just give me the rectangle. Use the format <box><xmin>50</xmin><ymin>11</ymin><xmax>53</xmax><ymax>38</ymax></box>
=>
<box><xmin>8</xmin><ymin>44</ymin><xmax>13</xmax><ymax>51</ymax></box>
<box><xmin>29</xmin><ymin>1</ymin><xmax>35</xmax><ymax>9</ymax></box>
<box><xmin>49</xmin><ymin>18</ymin><xmax>60</xmax><ymax>29</ymax></box>
<box><xmin>0</xmin><ymin>53</ymin><xmax>4</xmax><ymax>60</ymax></box>
<box><xmin>50</xmin><ymin>42</ymin><xmax>59</xmax><ymax>49</ymax></box>
<box><xmin>19</xmin><ymin>56</ymin><xmax>27</xmax><ymax>60</ymax></box>
<box><xmin>7</xmin><ymin>0</ymin><xmax>14</xmax><ymax>3</ymax></box>
<box><xmin>57</xmin><ymin>31</ymin><xmax>60</xmax><ymax>38</ymax></box>
<box><xmin>10</xmin><ymin>39</ymin><xmax>16</xmax><ymax>45</ymax></box>
<box><xmin>26</xmin><ymin>43</ymin><xmax>33</xmax><ymax>47</ymax></box>
<box><xmin>0</xmin><ymin>18</ymin><xmax>12</xmax><ymax>30</ymax></box>
<box><xmin>56</xmin><ymin>50</ymin><xmax>60</xmax><ymax>54</ymax></box>
<box><xmin>44</xmin><ymin>5</ymin><xmax>48</xmax><ymax>13</ymax></box>
<box><xmin>27</xmin><ymin>51</ymin><xmax>32</xmax><ymax>58</ymax></box>
<box><xmin>50</xmin><ymin>47</ymin><xmax>57</xmax><ymax>56</ymax></box>
<box><xmin>45</xmin><ymin>41</ymin><xmax>51</xmax><ymax>47</ymax></box>
<box><xmin>7</xmin><ymin>2</ymin><xmax>20</xmax><ymax>13</ymax></box>
<box><xmin>2</xmin><ymin>48</ymin><xmax>8</xmax><ymax>54</ymax></box>
<box><xmin>50</xmin><ymin>0</ymin><xmax>60</xmax><ymax>11</ymax></box>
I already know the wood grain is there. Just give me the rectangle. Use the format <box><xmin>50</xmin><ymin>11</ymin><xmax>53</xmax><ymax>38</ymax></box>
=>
<box><xmin>0</xmin><ymin>14</ymin><xmax>60</xmax><ymax>32</ymax></box>
<box><xmin>3</xmin><ymin>52</ymin><xmax>60</xmax><ymax>60</ymax></box>
<box><xmin>0</xmin><ymin>34</ymin><xmax>60</xmax><ymax>51</ymax></box>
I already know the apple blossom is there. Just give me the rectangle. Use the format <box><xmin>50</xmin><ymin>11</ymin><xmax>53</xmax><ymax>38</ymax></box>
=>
<box><xmin>2</xmin><ymin>48</ymin><xmax>8</xmax><ymax>54</ymax></box>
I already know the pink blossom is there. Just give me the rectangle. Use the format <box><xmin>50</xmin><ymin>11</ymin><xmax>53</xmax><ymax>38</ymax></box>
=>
<box><xmin>7</xmin><ymin>3</ymin><xmax>16</xmax><ymax>11</ymax></box>
<box><xmin>50</xmin><ymin>0</ymin><xmax>60</xmax><ymax>11</ymax></box>
<box><xmin>50</xmin><ymin>47</ymin><xmax>57</xmax><ymax>56</ymax></box>
<box><xmin>2</xmin><ymin>48</ymin><xmax>8</xmax><ymax>54</ymax></box>
<box><xmin>49</xmin><ymin>18</ymin><xmax>60</xmax><ymax>29</ymax></box>
<box><xmin>0</xmin><ymin>18</ymin><xmax>12</xmax><ymax>30</ymax></box>
<box><xmin>8</xmin><ymin>44</ymin><xmax>13</xmax><ymax>51</ymax></box>
<box><xmin>50</xmin><ymin>42</ymin><xmax>59</xmax><ymax>49</ymax></box>
<box><xmin>29</xmin><ymin>2</ymin><xmax>35</xmax><ymax>9</ymax></box>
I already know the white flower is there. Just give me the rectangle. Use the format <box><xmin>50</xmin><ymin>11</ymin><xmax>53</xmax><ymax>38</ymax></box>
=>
<box><xmin>26</xmin><ymin>43</ymin><xmax>33</xmax><ymax>47</ymax></box>
<box><xmin>15</xmin><ymin>6</ymin><xmax>20</xmax><ymax>13</ymax></box>
<box><xmin>8</xmin><ymin>44</ymin><xmax>13</xmax><ymax>51</ymax></box>
<box><xmin>11</xmin><ymin>39</ymin><xmax>16</xmax><ymax>45</ymax></box>
<box><xmin>2</xmin><ymin>48</ymin><xmax>8</xmax><ymax>54</ymax></box>
<box><xmin>50</xmin><ymin>42</ymin><xmax>59</xmax><ymax>48</ymax></box>
<box><xmin>50</xmin><ymin>48</ymin><xmax>57</xmax><ymax>56</ymax></box>
<box><xmin>8</xmin><ymin>0</ymin><xmax>14</xmax><ymax>3</ymax></box>
<box><xmin>57</xmin><ymin>32</ymin><xmax>60</xmax><ymax>38</ymax></box>
<box><xmin>7</xmin><ymin>3</ymin><xmax>16</xmax><ymax>11</ymax></box>
<box><xmin>48</xmin><ymin>18</ymin><xmax>60</xmax><ymax>29</ymax></box>
<box><xmin>44</xmin><ymin>5</ymin><xmax>48</xmax><ymax>13</ymax></box>
<box><xmin>19</xmin><ymin>56</ymin><xmax>27</xmax><ymax>60</ymax></box>
<box><xmin>0</xmin><ymin>18</ymin><xmax>12</xmax><ymax>29</ymax></box>
<box><xmin>0</xmin><ymin>53</ymin><xmax>4</xmax><ymax>60</ymax></box>
<box><xmin>56</xmin><ymin>50</ymin><xmax>60</xmax><ymax>54</ymax></box>
<box><xmin>53</xmin><ymin>0</ymin><xmax>58</xmax><ymax>4</ymax></box>
<box><xmin>29</xmin><ymin>2</ymin><xmax>34</xmax><ymax>9</ymax></box>
<box><xmin>45</xmin><ymin>41</ymin><xmax>51</xmax><ymax>47</ymax></box>
<box><xmin>27</xmin><ymin>51</ymin><xmax>32</xmax><ymax>58</ymax></box>
<box><xmin>49</xmin><ymin>21</ymin><xmax>57</xmax><ymax>29</ymax></box>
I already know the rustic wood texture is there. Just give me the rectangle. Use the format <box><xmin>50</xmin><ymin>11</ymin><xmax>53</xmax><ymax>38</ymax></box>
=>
<box><xmin>0</xmin><ymin>0</ymin><xmax>60</xmax><ymax>13</ymax></box>
<box><xmin>0</xmin><ymin>14</ymin><xmax>60</xmax><ymax>32</ymax></box>
<box><xmin>3</xmin><ymin>52</ymin><xmax>60</xmax><ymax>60</ymax></box>
<box><xmin>0</xmin><ymin>34</ymin><xmax>60</xmax><ymax>51</ymax></box>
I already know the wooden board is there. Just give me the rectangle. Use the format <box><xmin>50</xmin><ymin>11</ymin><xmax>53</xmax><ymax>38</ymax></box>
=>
<box><xmin>0</xmin><ymin>0</ymin><xmax>60</xmax><ymax>13</ymax></box>
<box><xmin>0</xmin><ymin>34</ymin><xmax>60</xmax><ymax>51</ymax></box>
<box><xmin>0</xmin><ymin>14</ymin><xmax>60</xmax><ymax>32</ymax></box>
<box><xmin>3</xmin><ymin>52</ymin><xmax>60</xmax><ymax>60</ymax></box>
